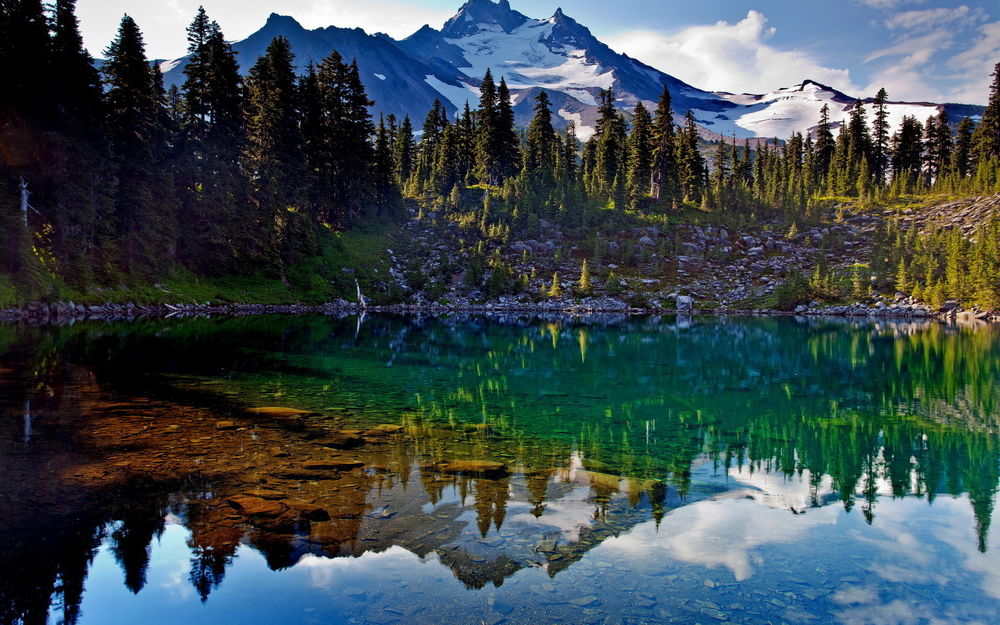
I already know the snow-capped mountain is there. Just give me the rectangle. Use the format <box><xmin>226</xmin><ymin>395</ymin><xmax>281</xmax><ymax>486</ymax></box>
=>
<box><xmin>706</xmin><ymin>80</ymin><xmax>975</xmax><ymax>141</ymax></box>
<box><xmin>158</xmin><ymin>0</ymin><xmax>982</xmax><ymax>141</ymax></box>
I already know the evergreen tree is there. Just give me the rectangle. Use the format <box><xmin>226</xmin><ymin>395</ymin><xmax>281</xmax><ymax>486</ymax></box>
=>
<box><xmin>525</xmin><ymin>91</ymin><xmax>557</xmax><ymax>178</ymax></box>
<box><xmin>813</xmin><ymin>103</ymin><xmax>836</xmax><ymax>182</ymax></box>
<box><xmin>953</xmin><ymin>117</ymin><xmax>975</xmax><ymax>178</ymax></box>
<box><xmin>393</xmin><ymin>115</ymin><xmax>415</xmax><ymax>188</ymax></box>
<box><xmin>589</xmin><ymin>89</ymin><xmax>627</xmax><ymax>203</ymax></box>
<box><xmin>312</xmin><ymin>53</ymin><xmax>376</xmax><ymax>225</ymax></box>
<box><xmin>495</xmin><ymin>78</ymin><xmax>520</xmax><ymax>182</ymax></box>
<box><xmin>891</xmin><ymin>115</ymin><xmax>924</xmax><ymax>186</ymax></box>
<box><xmin>103</xmin><ymin>15</ymin><xmax>175</xmax><ymax>273</ymax></box>
<box><xmin>650</xmin><ymin>85</ymin><xmax>679</xmax><ymax>204</ymax></box>
<box><xmin>414</xmin><ymin>98</ymin><xmax>448</xmax><ymax>190</ymax></box>
<box><xmin>177</xmin><ymin>9</ymin><xmax>247</xmax><ymax>270</ymax></box>
<box><xmin>626</xmin><ymin>102</ymin><xmax>653</xmax><ymax>210</ymax></box>
<box><xmin>475</xmin><ymin>69</ymin><xmax>500</xmax><ymax>185</ymax></box>
<box><xmin>925</xmin><ymin>109</ymin><xmax>953</xmax><ymax>181</ymax></box>
<box><xmin>244</xmin><ymin>36</ymin><xmax>306</xmax><ymax>266</ymax></box>
<box><xmin>871</xmin><ymin>88</ymin><xmax>890</xmax><ymax>184</ymax></box>
<box><xmin>972</xmin><ymin>62</ymin><xmax>1000</xmax><ymax>164</ymax></box>
<box><xmin>677</xmin><ymin>111</ymin><xmax>705</xmax><ymax>203</ymax></box>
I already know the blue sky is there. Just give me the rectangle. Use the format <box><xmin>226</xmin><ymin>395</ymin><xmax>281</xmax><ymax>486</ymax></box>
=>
<box><xmin>76</xmin><ymin>0</ymin><xmax>999</xmax><ymax>104</ymax></box>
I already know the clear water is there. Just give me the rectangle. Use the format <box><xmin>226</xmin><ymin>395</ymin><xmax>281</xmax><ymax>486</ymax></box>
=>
<box><xmin>0</xmin><ymin>314</ymin><xmax>998</xmax><ymax>625</ymax></box>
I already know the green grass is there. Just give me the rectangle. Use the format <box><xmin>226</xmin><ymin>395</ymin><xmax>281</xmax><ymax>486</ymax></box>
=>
<box><xmin>1</xmin><ymin>223</ymin><xmax>397</xmax><ymax>308</ymax></box>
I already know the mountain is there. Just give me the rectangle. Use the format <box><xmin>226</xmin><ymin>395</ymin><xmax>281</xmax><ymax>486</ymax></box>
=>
<box><xmin>160</xmin><ymin>13</ymin><xmax>449</xmax><ymax>122</ymax></box>
<box><xmin>158</xmin><ymin>0</ymin><xmax>983</xmax><ymax>140</ymax></box>
<box><xmin>707</xmin><ymin>79</ymin><xmax>976</xmax><ymax>141</ymax></box>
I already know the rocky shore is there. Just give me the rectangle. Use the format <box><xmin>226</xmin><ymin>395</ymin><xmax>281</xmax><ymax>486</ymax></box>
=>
<box><xmin>1</xmin><ymin>292</ymin><xmax>995</xmax><ymax>324</ymax></box>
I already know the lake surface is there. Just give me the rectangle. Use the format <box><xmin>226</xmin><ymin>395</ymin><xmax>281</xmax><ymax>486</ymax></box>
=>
<box><xmin>1</xmin><ymin>313</ymin><xmax>999</xmax><ymax>625</ymax></box>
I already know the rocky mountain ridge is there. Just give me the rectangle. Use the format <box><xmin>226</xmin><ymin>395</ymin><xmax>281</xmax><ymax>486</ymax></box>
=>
<box><xmin>155</xmin><ymin>0</ymin><xmax>983</xmax><ymax>140</ymax></box>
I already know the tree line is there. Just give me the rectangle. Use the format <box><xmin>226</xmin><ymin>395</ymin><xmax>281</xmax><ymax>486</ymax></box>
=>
<box><xmin>2</xmin><ymin>0</ymin><xmax>999</xmax><ymax>303</ymax></box>
<box><xmin>1</xmin><ymin>1</ymin><xmax>397</xmax><ymax>295</ymax></box>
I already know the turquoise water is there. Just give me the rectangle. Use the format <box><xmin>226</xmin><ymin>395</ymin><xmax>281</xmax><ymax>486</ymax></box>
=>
<box><xmin>0</xmin><ymin>314</ymin><xmax>998</xmax><ymax>624</ymax></box>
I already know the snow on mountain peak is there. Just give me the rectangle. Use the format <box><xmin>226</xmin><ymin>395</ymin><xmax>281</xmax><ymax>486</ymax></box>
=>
<box><xmin>442</xmin><ymin>0</ymin><xmax>529</xmax><ymax>38</ymax></box>
<box><xmin>155</xmin><ymin>0</ymin><xmax>982</xmax><ymax>143</ymax></box>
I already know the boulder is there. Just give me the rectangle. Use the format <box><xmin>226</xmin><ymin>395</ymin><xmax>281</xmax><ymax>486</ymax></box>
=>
<box><xmin>676</xmin><ymin>295</ymin><xmax>693</xmax><ymax>313</ymax></box>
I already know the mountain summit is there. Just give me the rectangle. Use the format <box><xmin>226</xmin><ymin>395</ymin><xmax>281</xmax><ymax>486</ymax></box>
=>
<box><xmin>158</xmin><ymin>0</ymin><xmax>979</xmax><ymax>139</ymax></box>
<box><xmin>442</xmin><ymin>0</ymin><xmax>529</xmax><ymax>37</ymax></box>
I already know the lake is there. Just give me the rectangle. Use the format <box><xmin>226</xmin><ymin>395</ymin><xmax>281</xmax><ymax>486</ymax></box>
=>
<box><xmin>1</xmin><ymin>313</ymin><xmax>998</xmax><ymax>625</ymax></box>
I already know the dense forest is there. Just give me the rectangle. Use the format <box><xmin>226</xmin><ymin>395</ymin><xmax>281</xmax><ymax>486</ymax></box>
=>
<box><xmin>2</xmin><ymin>0</ymin><xmax>1000</xmax><ymax>308</ymax></box>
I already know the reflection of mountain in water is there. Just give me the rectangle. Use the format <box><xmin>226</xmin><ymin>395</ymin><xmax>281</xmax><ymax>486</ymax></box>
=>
<box><xmin>0</xmin><ymin>314</ymin><xmax>998</xmax><ymax>624</ymax></box>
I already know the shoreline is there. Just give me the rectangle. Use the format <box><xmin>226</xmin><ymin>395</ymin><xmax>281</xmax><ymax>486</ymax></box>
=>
<box><xmin>1</xmin><ymin>298</ymin><xmax>996</xmax><ymax>325</ymax></box>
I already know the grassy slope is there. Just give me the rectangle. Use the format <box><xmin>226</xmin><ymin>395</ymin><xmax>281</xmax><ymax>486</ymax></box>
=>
<box><xmin>0</xmin><ymin>224</ymin><xmax>395</xmax><ymax>308</ymax></box>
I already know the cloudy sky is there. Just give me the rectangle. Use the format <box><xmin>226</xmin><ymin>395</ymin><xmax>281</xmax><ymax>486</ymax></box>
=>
<box><xmin>76</xmin><ymin>0</ymin><xmax>1000</xmax><ymax>104</ymax></box>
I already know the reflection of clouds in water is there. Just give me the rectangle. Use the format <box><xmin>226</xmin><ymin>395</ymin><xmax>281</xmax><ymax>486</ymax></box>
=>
<box><xmin>600</xmin><ymin>498</ymin><xmax>840</xmax><ymax>580</ymax></box>
<box><xmin>150</xmin><ymin>524</ymin><xmax>196</xmax><ymax>602</ymax></box>
<box><xmin>296</xmin><ymin>546</ymin><xmax>427</xmax><ymax>588</ymax></box>
<box><xmin>508</xmin><ymin>484</ymin><xmax>596</xmax><ymax>542</ymax></box>
<box><xmin>834</xmin><ymin>598</ymin><xmax>969</xmax><ymax>625</ymax></box>
<box><xmin>931</xmin><ymin>498</ymin><xmax>1000</xmax><ymax>600</ymax></box>
<box><xmin>726</xmin><ymin>466</ymin><xmax>835</xmax><ymax>510</ymax></box>
<box><xmin>596</xmin><ymin>490</ymin><xmax>1000</xmax><ymax>625</ymax></box>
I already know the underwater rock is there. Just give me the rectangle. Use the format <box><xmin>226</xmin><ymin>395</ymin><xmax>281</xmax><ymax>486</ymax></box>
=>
<box><xmin>227</xmin><ymin>495</ymin><xmax>288</xmax><ymax>518</ymax></box>
<box><xmin>314</xmin><ymin>433</ymin><xmax>364</xmax><ymax>449</ymax></box>
<box><xmin>439</xmin><ymin>460</ymin><xmax>508</xmax><ymax>478</ymax></box>
<box><xmin>246</xmin><ymin>406</ymin><xmax>320</xmax><ymax>418</ymax></box>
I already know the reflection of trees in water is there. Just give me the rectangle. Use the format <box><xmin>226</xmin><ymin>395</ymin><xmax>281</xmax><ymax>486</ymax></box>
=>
<box><xmin>1</xmin><ymin>315</ymin><xmax>999</xmax><ymax>623</ymax></box>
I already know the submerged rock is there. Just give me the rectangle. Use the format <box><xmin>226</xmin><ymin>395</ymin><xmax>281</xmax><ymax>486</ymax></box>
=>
<box><xmin>227</xmin><ymin>495</ymin><xmax>288</xmax><ymax>518</ymax></box>
<box><xmin>246</xmin><ymin>406</ymin><xmax>320</xmax><ymax>418</ymax></box>
<box><xmin>439</xmin><ymin>460</ymin><xmax>509</xmax><ymax>478</ymax></box>
<box><xmin>314</xmin><ymin>433</ymin><xmax>364</xmax><ymax>449</ymax></box>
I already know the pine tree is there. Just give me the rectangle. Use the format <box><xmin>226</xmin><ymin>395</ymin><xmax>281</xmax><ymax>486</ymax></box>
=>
<box><xmin>972</xmin><ymin>62</ymin><xmax>1000</xmax><ymax>164</ymax></box>
<box><xmin>813</xmin><ymin>103</ymin><xmax>836</xmax><ymax>182</ymax></box>
<box><xmin>244</xmin><ymin>36</ymin><xmax>306</xmax><ymax>266</ymax></box>
<box><xmin>589</xmin><ymin>89</ymin><xmax>627</xmax><ymax>203</ymax></box>
<box><xmin>650</xmin><ymin>84</ymin><xmax>679</xmax><ymax>204</ymax></box>
<box><xmin>871</xmin><ymin>88</ymin><xmax>890</xmax><ymax>185</ymax></box>
<box><xmin>475</xmin><ymin>69</ymin><xmax>500</xmax><ymax>185</ymax></box>
<box><xmin>495</xmin><ymin>78</ymin><xmax>520</xmax><ymax>182</ymax></box>
<box><xmin>953</xmin><ymin>117</ymin><xmax>975</xmax><ymax>178</ymax></box>
<box><xmin>103</xmin><ymin>15</ymin><xmax>174</xmax><ymax>273</ymax></box>
<box><xmin>393</xmin><ymin>115</ymin><xmax>415</xmax><ymax>188</ymax></box>
<box><xmin>312</xmin><ymin>53</ymin><xmax>376</xmax><ymax>225</ymax></box>
<box><xmin>548</xmin><ymin>272</ymin><xmax>562</xmax><ymax>298</ymax></box>
<box><xmin>891</xmin><ymin>116</ymin><xmax>924</xmax><ymax>188</ymax></box>
<box><xmin>415</xmin><ymin>99</ymin><xmax>448</xmax><ymax>190</ymax></box>
<box><xmin>626</xmin><ymin>102</ymin><xmax>653</xmax><ymax>210</ymax></box>
<box><xmin>177</xmin><ymin>9</ymin><xmax>247</xmax><ymax>270</ymax></box>
<box><xmin>577</xmin><ymin>259</ymin><xmax>592</xmax><ymax>296</ymax></box>
<box><xmin>525</xmin><ymin>91</ymin><xmax>557</xmax><ymax>181</ymax></box>
<box><xmin>45</xmin><ymin>0</ymin><xmax>114</xmax><ymax>285</ymax></box>
<box><xmin>677</xmin><ymin>111</ymin><xmax>705</xmax><ymax>203</ymax></box>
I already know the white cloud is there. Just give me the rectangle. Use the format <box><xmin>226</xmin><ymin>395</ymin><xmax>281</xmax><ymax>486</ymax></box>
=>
<box><xmin>884</xmin><ymin>5</ymin><xmax>984</xmax><ymax>32</ymax></box>
<box><xmin>945</xmin><ymin>20</ymin><xmax>1000</xmax><ymax>104</ymax></box>
<box><xmin>855</xmin><ymin>0</ymin><xmax>926</xmax><ymax>9</ymax></box>
<box><xmin>605</xmin><ymin>10</ymin><xmax>859</xmax><ymax>96</ymax></box>
<box><xmin>862</xmin><ymin>5</ymin><xmax>994</xmax><ymax>104</ymax></box>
